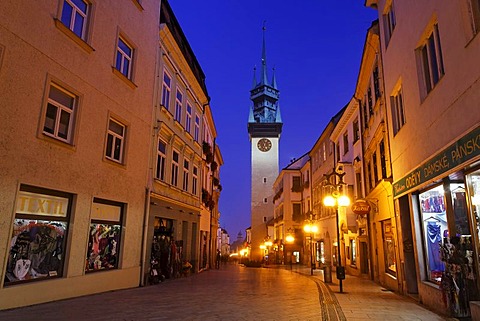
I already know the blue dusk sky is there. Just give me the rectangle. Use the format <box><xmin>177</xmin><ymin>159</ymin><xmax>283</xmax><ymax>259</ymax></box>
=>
<box><xmin>169</xmin><ymin>1</ymin><xmax>378</xmax><ymax>239</ymax></box>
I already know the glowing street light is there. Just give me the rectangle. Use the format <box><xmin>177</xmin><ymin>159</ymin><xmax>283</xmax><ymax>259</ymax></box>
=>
<box><xmin>303</xmin><ymin>222</ymin><xmax>318</xmax><ymax>275</ymax></box>
<box><xmin>285</xmin><ymin>234</ymin><xmax>295</xmax><ymax>244</ymax></box>
<box><xmin>323</xmin><ymin>169</ymin><xmax>351</xmax><ymax>293</ymax></box>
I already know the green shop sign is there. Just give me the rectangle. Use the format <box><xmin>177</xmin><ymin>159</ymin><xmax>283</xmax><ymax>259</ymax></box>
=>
<box><xmin>393</xmin><ymin>125</ymin><xmax>480</xmax><ymax>197</ymax></box>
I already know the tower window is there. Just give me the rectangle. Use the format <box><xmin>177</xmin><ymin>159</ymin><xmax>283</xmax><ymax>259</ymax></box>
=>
<box><xmin>263</xmin><ymin>177</ymin><xmax>267</xmax><ymax>183</ymax></box>
<box><xmin>263</xmin><ymin>198</ymin><xmax>268</xmax><ymax>203</ymax></box>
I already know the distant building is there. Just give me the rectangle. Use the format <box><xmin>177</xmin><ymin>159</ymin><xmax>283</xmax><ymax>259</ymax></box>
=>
<box><xmin>273</xmin><ymin>154</ymin><xmax>310</xmax><ymax>265</ymax></box>
<box><xmin>217</xmin><ymin>227</ymin><xmax>230</xmax><ymax>256</ymax></box>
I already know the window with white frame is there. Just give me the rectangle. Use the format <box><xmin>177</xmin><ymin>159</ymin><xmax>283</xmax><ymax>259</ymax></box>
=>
<box><xmin>115</xmin><ymin>37</ymin><xmax>133</xmax><ymax>79</ymax></box>
<box><xmin>417</xmin><ymin>23</ymin><xmax>445</xmax><ymax>97</ymax></box>
<box><xmin>183</xmin><ymin>159</ymin><xmax>189</xmax><ymax>191</ymax></box>
<box><xmin>105</xmin><ymin>118</ymin><xmax>126</xmax><ymax>163</ymax></box>
<box><xmin>343</xmin><ymin>131</ymin><xmax>349</xmax><ymax>155</ymax></box>
<box><xmin>175</xmin><ymin>89</ymin><xmax>183</xmax><ymax>123</ymax></box>
<box><xmin>372</xmin><ymin>152</ymin><xmax>378</xmax><ymax>184</ymax></box>
<box><xmin>383</xmin><ymin>1</ymin><xmax>396</xmax><ymax>46</ymax></box>
<box><xmin>353</xmin><ymin>119</ymin><xmax>360</xmax><ymax>143</ymax></box>
<box><xmin>156</xmin><ymin>139</ymin><xmax>166</xmax><ymax>181</ymax></box>
<box><xmin>361</xmin><ymin>98</ymin><xmax>369</xmax><ymax>130</ymax></box>
<box><xmin>379</xmin><ymin>140</ymin><xmax>387</xmax><ymax>179</ymax></box>
<box><xmin>171</xmin><ymin>150</ymin><xmax>179</xmax><ymax>186</ymax></box>
<box><xmin>390</xmin><ymin>87</ymin><xmax>406</xmax><ymax>135</ymax></box>
<box><xmin>43</xmin><ymin>83</ymin><xmax>76</xmax><ymax>143</ymax></box>
<box><xmin>367</xmin><ymin>86</ymin><xmax>373</xmax><ymax>116</ymax></box>
<box><xmin>161</xmin><ymin>70</ymin><xmax>171</xmax><ymax>109</ymax></box>
<box><xmin>185</xmin><ymin>103</ymin><xmax>192</xmax><ymax>133</ymax></box>
<box><xmin>464</xmin><ymin>0</ymin><xmax>480</xmax><ymax>39</ymax></box>
<box><xmin>373</xmin><ymin>64</ymin><xmax>381</xmax><ymax>100</ymax></box>
<box><xmin>192</xmin><ymin>165</ymin><xmax>198</xmax><ymax>195</ymax></box>
<box><xmin>336</xmin><ymin>142</ymin><xmax>340</xmax><ymax>162</ymax></box>
<box><xmin>194</xmin><ymin>114</ymin><xmax>200</xmax><ymax>142</ymax></box>
<box><xmin>60</xmin><ymin>0</ymin><xmax>89</xmax><ymax>40</ymax></box>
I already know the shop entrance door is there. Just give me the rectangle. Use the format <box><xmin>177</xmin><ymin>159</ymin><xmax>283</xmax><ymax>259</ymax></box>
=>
<box><xmin>360</xmin><ymin>241</ymin><xmax>369</xmax><ymax>274</ymax></box>
<box><xmin>399</xmin><ymin>195</ymin><xmax>418</xmax><ymax>294</ymax></box>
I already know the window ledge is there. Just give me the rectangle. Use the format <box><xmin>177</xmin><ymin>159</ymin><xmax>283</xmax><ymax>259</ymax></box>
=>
<box><xmin>421</xmin><ymin>280</ymin><xmax>441</xmax><ymax>290</ymax></box>
<box><xmin>131</xmin><ymin>0</ymin><xmax>144</xmax><ymax>11</ymax></box>
<box><xmin>185</xmin><ymin>131</ymin><xmax>194</xmax><ymax>141</ymax></box>
<box><xmin>54</xmin><ymin>19</ymin><xmax>94</xmax><ymax>54</ymax></box>
<box><xmin>160</xmin><ymin>105</ymin><xmax>172</xmax><ymax>119</ymax></box>
<box><xmin>103</xmin><ymin>156</ymin><xmax>127</xmax><ymax>169</ymax></box>
<box><xmin>174</xmin><ymin>120</ymin><xmax>183</xmax><ymax>131</ymax></box>
<box><xmin>41</xmin><ymin>132</ymin><xmax>76</xmax><ymax>151</ymax></box>
<box><xmin>112</xmin><ymin>67</ymin><xmax>137</xmax><ymax>89</ymax></box>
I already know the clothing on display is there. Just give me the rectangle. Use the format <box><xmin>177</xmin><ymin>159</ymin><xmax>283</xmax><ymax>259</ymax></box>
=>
<box><xmin>5</xmin><ymin>220</ymin><xmax>66</xmax><ymax>284</ymax></box>
<box><xmin>85</xmin><ymin>224</ymin><xmax>120</xmax><ymax>272</ymax></box>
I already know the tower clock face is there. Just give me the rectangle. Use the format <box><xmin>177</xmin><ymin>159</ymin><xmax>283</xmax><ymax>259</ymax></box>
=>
<box><xmin>257</xmin><ymin>138</ymin><xmax>272</xmax><ymax>152</ymax></box>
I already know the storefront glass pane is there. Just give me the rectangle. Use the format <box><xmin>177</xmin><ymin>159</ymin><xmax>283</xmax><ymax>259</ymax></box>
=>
<box><xmin>419</xmin><ymin>185</ymin><xmax>447</xmax><ymax>284</ymax></box>
<box><xmin>467</xmin><ymin>170</ymin><xmax>480</xmax><ymax>244</ymax></box>
<box><xmin>451</xmin><ymin>183</ymin><xmax>470</xmax><ymax>236</ymax></box>
<box><xmin>382</xmin><ymin>220</ymin><xmax>396</xmax><ymax>276</ymax></box>
<box><xmin>6</xmin><ymin>187</ymin><xmax>70</xmax><ymax>285</ymax></box>
<box><xmin>86</xmin><ymin>223</ymin><xmax>121</xmax><ymax>271</ymax></box>
<box><xmin>351</xmin><ymin>239</ymin><xmax>357</xmax><ymax>266</ymax></box>
<box><xmin>6</xmin><ymin>219</ymin><xmax>67</xmax><ymax>284</ymax></box>
<box><xmin>86</xmin><ymin>200</ymin><xmax>123</xmax><ymax>272</ymax></box>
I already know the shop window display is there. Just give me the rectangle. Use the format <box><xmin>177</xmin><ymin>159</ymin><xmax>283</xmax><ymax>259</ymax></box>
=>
<box><xmin>85</xmin><ymin>199</ymin><xmax>123</xmax><ymax>272</ymax></box>
<box><xmin>420</xmin><ymin>185</ymin><xmax>447</xmax><ymax>284</ymax></box>
<box><xmin>5</xmin><ymin>187</ymin><xmax>71</xmax><ymax>285</ymax></box>
<box><xmin>467</xmin><ymin>170</ymin><xmax>480</xmax><ymax>247</ymax></box>
<box><xmin>382</xmin><ymin>220</ymin><xmax>397</xmax><ymax>276</ymax></box>
<box><xmin>86</xmin><ymin>223</ymin><xmax>121</xmax><ymax>271</ymax></box>
<box><xmin>150</xmin><ymin>217</ymin><xmax>184</xmax><ymax>280</ymax></box>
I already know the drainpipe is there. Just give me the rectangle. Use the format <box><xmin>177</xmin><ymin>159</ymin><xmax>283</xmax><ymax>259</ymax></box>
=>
<box><xmin>208</xmin><ymin>137</ymin><xmax>216</xmax><ymax>268</ymax></box>
<box><xmin>140</xmin><ymin>35</ymin><xmax>162</xmax><ymax>286</ymax></box>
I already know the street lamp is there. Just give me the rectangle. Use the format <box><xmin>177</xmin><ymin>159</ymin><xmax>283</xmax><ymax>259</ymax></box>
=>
<box><xmin>323</xmin><ymin>169</ymin><xmax>350</xmax><ymax>293</ymax></box>
<box><xmin>285</xmin><ymin>227</ymin><xmax>295</xmax><ymax>269</ymax></box>
<box><xmin>303</xmin><ymin>222</ymin><xmax>318</xmax><ymax>275</ymax></box>
<box><xmin>261</xmin><ymin>236</ymin><xmax>273</xmax><ymax>264</ymax></box>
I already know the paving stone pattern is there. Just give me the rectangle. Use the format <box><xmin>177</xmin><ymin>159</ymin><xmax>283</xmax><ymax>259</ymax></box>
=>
<box><xmin>0</xmin><ymin>264</ymin><xmax>453</xmax><ymax>321</ymax></box>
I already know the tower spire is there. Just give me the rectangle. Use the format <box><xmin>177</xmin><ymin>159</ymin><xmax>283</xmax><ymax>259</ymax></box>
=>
<box><xmin>261</xmin><ymin>21</ymin><xmax>268</xmax><ymax>86</ymax></box>
<box><xmin>271</xmin><ymin>67</ymin><xmax>277</xmax><ymax>89</ymax></box>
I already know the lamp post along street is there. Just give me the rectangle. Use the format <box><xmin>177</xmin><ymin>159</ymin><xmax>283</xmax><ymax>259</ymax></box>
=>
<box><xmin>323</xmin><ymin>169</ymin><xmax>350</xmax><ymax>293</ymax></box>
<box><xmin>286</xmin><ymin>227</ymin><xmax>295</xmax><ymax>270</ymax></box>
<box><xmin>303</xmin><ymin>223</ymin><xmax>318</xmax><ymax>275</ymax></box>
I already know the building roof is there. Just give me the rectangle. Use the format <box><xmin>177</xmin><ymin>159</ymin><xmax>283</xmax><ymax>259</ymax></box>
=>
<box><xmin>160</xmin><ymin>0</ymin><xmax>209</xmax><ymax>99</ymax></box>
<box><xmin>282</xmin><ymin>152</ymin><xmax>310</xmax><ymax>170</ymax></box>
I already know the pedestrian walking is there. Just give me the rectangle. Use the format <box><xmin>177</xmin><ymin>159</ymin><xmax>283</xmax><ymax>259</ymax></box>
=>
<box><xmin>215</xmin><ymin>250</ymin><xmax>221</xmax><ymax>269</ymax></box>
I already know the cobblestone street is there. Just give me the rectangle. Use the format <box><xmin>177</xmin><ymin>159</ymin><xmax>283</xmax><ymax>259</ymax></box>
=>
<box><xmin>0</xmin><ymin>264</ymin><xmax>450</xmax><ymax>321</ymax></box>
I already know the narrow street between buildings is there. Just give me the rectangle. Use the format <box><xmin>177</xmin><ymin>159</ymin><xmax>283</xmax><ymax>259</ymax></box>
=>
<box><xmin>0</xmin><ymin>264</ymin><xmax>452</xmax><ymax>321</ymax></box>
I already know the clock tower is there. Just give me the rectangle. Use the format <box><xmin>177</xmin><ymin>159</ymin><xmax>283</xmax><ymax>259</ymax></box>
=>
<box><xmin>248</xmin><ymin>25</ymin><xmax>282</xmax><ymax>261</ymax></box>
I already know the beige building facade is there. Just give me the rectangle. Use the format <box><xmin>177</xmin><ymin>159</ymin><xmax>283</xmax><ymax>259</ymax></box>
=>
<box><xmin>272</xmin><ymin>154</ymin><xmax>310</xmax><ymax>265</ymax></box>
<box><xmin>0</xmin><ymin>0</ymin><xmax>222</xmax><ymax>310</ymax></box>
<box><xmin>367</xmin><ymin>0</ymin><xmax>480</xmax><ymax>317</ymax></box>
<box><xmin>0</xmin><ymin>0</ymin><xmax>160</xmax><ymax>309</ymax></box>
<box><xmin>355</xmin><ymin>20</ymin><xmax>398</xmax><ymax>290</ymax></box>
<box><xmin>330</xmin><ymin>97</ymin><xmax>366</xmax><ymax>278</ymax></box>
